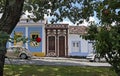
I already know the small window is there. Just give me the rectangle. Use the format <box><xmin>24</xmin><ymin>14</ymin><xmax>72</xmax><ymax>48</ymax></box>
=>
<box><xmin>72</xmin><ymin>41</ymin><xmax>81</xmax><ymax>52</ymax></box>
<box><xmin>14</xmin><ymin>32</ymin><xmax>23</xmax><ymax>37</ymax></box>
<box><xmin>76</xmin><ymin>42</ymin><xmax>79</xmax><ymax>47</ymax></box>
<box><xmin>73</xmin><ymin>42</ymin><xmax>75</xmax><ymax>47</ymax></box>
<box><xmin>30</xmin><ymin>32</ymin><xmax>40</xmax><ymax>47</ymax></box>
<box><xmin>14</xmin><ymin>32</ymin><xmax>23</xmax><ymax>46</ymax></box>
<box><xmin>72</xmin><ymin>42</ymin><xmax>79</xmax><ymax>47</ymax></box>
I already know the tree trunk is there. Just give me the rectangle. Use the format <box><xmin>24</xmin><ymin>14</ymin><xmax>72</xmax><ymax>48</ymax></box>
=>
<box><xmin>114</xmin><ymin>69</ymin><xmax>120</xmax><ymax>76</ymax></box>
<box><xmin>117</xmin><ymin>72</ymin><xmax>120</xmax><ymax>76</ymax></box>
<box><xmin>0</xmin><ymin>0</ymin><xmax>25</xmax><ymax>76</ymax></box>
<box><xmin>0</xmin><ymin>42</ymin><xmax>7</xmax><ymax>76</ymax></box>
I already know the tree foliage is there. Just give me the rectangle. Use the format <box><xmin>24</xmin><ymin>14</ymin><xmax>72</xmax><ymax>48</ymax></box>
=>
<box><xmin>0</xmin><ymin>0</ymin><xmax>97</xmax><ymax>23</ymax></box>
<box><xmin>0</xmin><ymin>0</ymin><xmax>120</xmax><ymax>76</ymax></box>
<box><xmin>22</xmin><ymin>0</ymin><xmax>95</xmax><ymax>23</ymax></box>
<box><xmin>81</xmin><ymin>0</ymin><xmax>120</xmax><ymax>75</ymax></box>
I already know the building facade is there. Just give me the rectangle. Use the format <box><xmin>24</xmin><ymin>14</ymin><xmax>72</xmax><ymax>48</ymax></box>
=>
<box><xmin>6</xmin><ymin>19</ymin><xmax>46</xmax><ymax>57</ymax></box>
<box><xmin>6</xmin><ymin>19</ymin><xmax>95</xmax><ymax>57</ymax></box>
<box><xmin>68</xmin><ymin>26</ymin><xmax>95</xmax><ymax>57</ymax></box>
<box><xmin>45</xmin><ymin>24</ymin><xmax>68</xmax><ymax>57</ymax></box>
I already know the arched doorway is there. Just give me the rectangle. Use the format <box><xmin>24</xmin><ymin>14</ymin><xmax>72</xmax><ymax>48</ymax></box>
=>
<box><xmin>47</xmin><ymin>36</ymin><xmax>56</xmax><ymax>56</ymax></box>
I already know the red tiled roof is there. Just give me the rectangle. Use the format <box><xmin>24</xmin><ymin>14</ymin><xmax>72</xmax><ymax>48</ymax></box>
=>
<box><xmin>45</xmin><ymin>24</ymin><xmax>87</xmax><ymax>34</ymax></box>
<box><xmin>69</xmin><ymin>26</ymin><xmax>87</xmax><ymax>34</ymax></box>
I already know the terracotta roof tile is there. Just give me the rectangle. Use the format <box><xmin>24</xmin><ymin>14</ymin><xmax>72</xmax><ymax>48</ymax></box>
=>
<box><xmin>45</xmin><ymin>24</ymin><xmax>87</xmax><ymax>35</ymax></box>
<box><xmin>69</xmin><ymin>26</ymin><xmax>87</xmax><ymax>35</ymax></box>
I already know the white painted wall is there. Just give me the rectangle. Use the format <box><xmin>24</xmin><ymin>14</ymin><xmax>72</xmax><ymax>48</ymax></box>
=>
<box><xmin>25</xmin><ymin>26</ymin><xmax>28</xmax><ymax>49</ymax></box>
<box><xmin>68</xmin><ymin>34</ymin><xmax>95</xmax><ymax>56</ymax></box>
<box><xmin>42</xmin><ymin>24</ymin><xmax>45</xmax><ymax>53</ymax></box>
<box><xmin>68</xmin><ymin>34</ymin><xmax>88</xmax><ymax>53</ymax></box>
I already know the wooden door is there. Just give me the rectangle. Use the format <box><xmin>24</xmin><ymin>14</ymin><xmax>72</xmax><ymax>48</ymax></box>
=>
<box><xmin>48</xmin><ymin>36</ymin><xmax>56</xmax><ymax>56</ymax></box>
<box><xmin>59</xmin><ymin>36</ymin><xmax>65</xmax><ymax>57</ymax></box>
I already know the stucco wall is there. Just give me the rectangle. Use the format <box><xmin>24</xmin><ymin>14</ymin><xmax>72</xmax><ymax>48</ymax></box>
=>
<box><xmin>68</xmin><ymin>34</ymin><xmax>93</xmax><ymax>56</ymax></box>
<box><xmin>6</xmin><ymin>19</ymin><xmax>46</xmax><ymax>57</ymax></box>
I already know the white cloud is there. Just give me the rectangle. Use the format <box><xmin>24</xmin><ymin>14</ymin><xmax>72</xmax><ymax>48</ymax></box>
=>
<box><xmin>0</xmin><ymin>13</ymin><xmax>3</xmax><ymax>18</ymax></box>
<box><xmin>78</xmin><ymin>17</ymin><xmax>98</xmax><ymax>26</ymax></box>
<box><xmin>59</xmin><ymin>21</ymin><xmax>74</xmax><ymax>25</ymax></box>
<box><xmin>89</xmin><ymin>16</ymin><xmax>95</xmax><ymax>22</ymax></box>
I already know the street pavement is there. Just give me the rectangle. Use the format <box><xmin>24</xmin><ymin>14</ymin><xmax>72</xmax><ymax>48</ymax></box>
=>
<box><xmin>5</xmin><ymin>57</ymin><xmax>111</xmax><ymax>67</ymax></box>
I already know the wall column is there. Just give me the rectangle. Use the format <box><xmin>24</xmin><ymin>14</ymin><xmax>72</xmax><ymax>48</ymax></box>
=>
<box><xmin>25</xmin><ymin>26</ymin><xmax>28</xmax><ymax>49</ymax></box>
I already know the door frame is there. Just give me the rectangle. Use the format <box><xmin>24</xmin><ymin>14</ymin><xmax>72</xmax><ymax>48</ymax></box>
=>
<box><xmin>47</xmin><ymin>35</ymin><xmax>56</xmax><ymax>56</ymax></box>
<box><xmin>58</xmin><ymin>35</ymin><xmax>66</xmax><ymax>57</ymax></box>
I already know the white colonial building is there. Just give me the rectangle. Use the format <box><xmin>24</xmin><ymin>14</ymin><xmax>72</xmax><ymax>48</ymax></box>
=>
<box><xmin>68</xmin><ymin>26</ymin><xmax>95</xmax><ymax>57</ymax></box>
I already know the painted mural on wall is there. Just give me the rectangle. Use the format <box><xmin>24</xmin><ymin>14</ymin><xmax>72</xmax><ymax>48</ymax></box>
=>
<box><xmin>6</xmin><ymin>19</ymin><xmax>46</xmax><ymax>57</ymax></box>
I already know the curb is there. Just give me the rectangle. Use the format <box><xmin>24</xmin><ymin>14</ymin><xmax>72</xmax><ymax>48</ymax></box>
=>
<box><xmin>32</xmin><ymin>56</ymin><xmax>88</xmax><ymax>62</ymax></box>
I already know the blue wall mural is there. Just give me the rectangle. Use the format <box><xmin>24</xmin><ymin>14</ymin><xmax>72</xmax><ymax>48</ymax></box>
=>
<box><xmin>28</xmin><ymin>26</ymin><xmax>42</xmax><ymax>52</ymax></box>
<box><xmin>6</xmin><ymin>25</ymin><xmax>43</xmax><ymax>53</ymax></box>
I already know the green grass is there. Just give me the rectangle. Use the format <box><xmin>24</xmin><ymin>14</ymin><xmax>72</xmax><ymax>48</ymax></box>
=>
<box><xmin>4</xmin><ymin>65</ymin><xmax>117</xmax><ymax>76</ymax></box>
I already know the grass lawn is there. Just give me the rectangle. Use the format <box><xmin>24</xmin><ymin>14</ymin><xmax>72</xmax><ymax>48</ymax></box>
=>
<box><xmin>4</xmin><ymin>64</ymin><xmax>117</xmax><ymax>76</ymax></box>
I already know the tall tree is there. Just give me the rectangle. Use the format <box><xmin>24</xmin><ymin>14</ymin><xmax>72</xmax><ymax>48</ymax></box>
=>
<box><xmin>81</xmin><ymin>0</ymin><xmax>120</xmax><ymax>76</ymax></box>
<box><xmin>0</xmin><ymin>0</ymin><xmax>25</xmax><ymax>75</ymax></box>
<box><xmin>0</xmin><ymin>0</ymin><xmax>119</xmax><ymax>76</ymax></box>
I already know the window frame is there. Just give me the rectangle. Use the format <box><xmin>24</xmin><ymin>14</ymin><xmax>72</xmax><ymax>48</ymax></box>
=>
<box><xmin>30</xmin><ymin>32</ymin><xmax>40</xmax><ymax>47</ymax></box>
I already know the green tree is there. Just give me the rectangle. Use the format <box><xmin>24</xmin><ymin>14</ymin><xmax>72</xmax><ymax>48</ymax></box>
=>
<box><xmin>0</xmin><ymin>0</ymin><xmax>119</xmax><ymax>76</ymax></box>
<box><xmin>81</xmin><ymin>0</ymin><xmax>120</xmax><ymax>76</ymax></box>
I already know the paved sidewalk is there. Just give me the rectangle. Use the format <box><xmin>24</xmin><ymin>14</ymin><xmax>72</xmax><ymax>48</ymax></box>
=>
<box><xmin>5</xmin><ymin>57</ymin><xmax>111</xmax><ymax>67</ymax></box>
<box><xmin>33</xmin><ymin>57</ymin><xmax>88</xmax><ymax>62</ymax></box>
